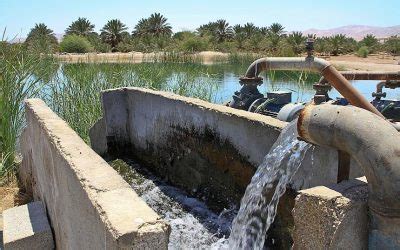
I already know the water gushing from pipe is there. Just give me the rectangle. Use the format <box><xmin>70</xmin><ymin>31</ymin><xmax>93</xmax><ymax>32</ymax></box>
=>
<box><xmin>229</xmin><ymin>121</ymin><xmax>312</xmax><ymax>249</ymax></box>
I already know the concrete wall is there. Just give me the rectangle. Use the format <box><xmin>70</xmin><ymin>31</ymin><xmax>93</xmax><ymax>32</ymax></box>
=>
<box><xmin>293</xmin><ymin>177</ymin><xmax>369</xmax><ymax>249</ymax></box>
<box><xmin>94</xmin><ymin>88</ymin><xmax>363</xmax><ymax>202</ymax></box>
<box><xmin>20</xmin><ymin>99</ymin><xmax>170</xmax><ymax>249</ymax></box>
<box><xmin>91</xmin><ymin>87</ymin><xmax>364</xmax><ymax>248</ymax></box>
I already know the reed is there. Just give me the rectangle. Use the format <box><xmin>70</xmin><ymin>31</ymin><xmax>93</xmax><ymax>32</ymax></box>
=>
<box><xmin>0</xmin><ymin>42</ymin><xmax>54</xmax><ymax>184</ymax></box>
<box><xmin>46</xmin><ymin>62</ymin><xmax>222</xmax><ymax>142</ymax></box>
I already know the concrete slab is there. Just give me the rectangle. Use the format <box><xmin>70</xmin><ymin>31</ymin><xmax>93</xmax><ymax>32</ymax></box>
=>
<box><xmin>3</xmin><ymin>201</ymin><xmax>53</xmax><ymax>250</ymax></box>
<box><xmin>292</xmin><ymin>177</ymin><xmax>369</xmax><ymax>249</ymax></box>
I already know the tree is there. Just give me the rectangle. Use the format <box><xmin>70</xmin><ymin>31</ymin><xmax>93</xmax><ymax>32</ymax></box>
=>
<box><xmin>315</xmin><ymin>37</ymin><xmax>332</xmax><ymax>55</ymax></box>
<box><xmin>214</xmin><ymin>19</ymin><xmax>233</xmax><ymax>43</ymax></box>
<box><xmin>65</xmin><ymin>17</ymin><xmax>95</xmax><ymax>36</ymax></box>
<box><xmin>329</xmin><ymin>34</ymin><xmax>347</xmax><ymax>56</ymax></box>
<box><xmin>133</xmin><ymin>18</ymin><xmax>150</xmax><ymax>37</ymax></box>
<box><xmin>359</xmin><ymin>34</ymin><xmax>379</xmax><ymax>53</ymax></box>
<box><xmin>268</xmin><ymin>23</ymin><xmax>285</xmax><ymax>36</ymax></box>
<box><xmin>242</xmin><ymin>23</ymin><xmax>258</xmax><ymax>37</ymax></box>
<box><xmin>100</xmin><ymin>19</ymin><xmax>128</xmax><ymax>51</ymax></box>
<box><xmin>147</xmin><ymin>13</ymin><xmax>172</xmax><ymax>37</ymax></box>
<box><xmin>266</xmin><ymin>23</ymin><xmax>285</xmax><ymax>53</ymax></box>
<box><xmin>197</xmin><ymin>22</ymin><xmax>218</xmax><ymax>37</ymax></box>
<box><xmin>25</xmin><ymin>23</ymin><xmax>58</xmax><ymax>53</ymax></box>
<box><xmin>132</xmin><ymin>13</ymin><xmax>172</xmax><ymax>38</ymax></box>
<box><xmin>286</xmin><ymin>32</ymin><xmax>305</xmax><ymax>55</ymax></box>
<box><xmin>233</xmin><ymin>25</ymin><xmax>246</xmax><ymax>49</ymax></box>
<box><xmin>384</xmin><ymin>36</ymin><xmax>400</xmax><ymax>55</ymax></box>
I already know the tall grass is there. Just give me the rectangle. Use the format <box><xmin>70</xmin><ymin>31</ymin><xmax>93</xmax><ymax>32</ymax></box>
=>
<box><xmin>0</xmin><ymin>42</ymin><xmax>54</xmax><ymax>184</ymax></box>
<box><xmin>0</xmin><ymin>44</ymin><xmax>317</xmax><ymax>184</ymax></box>
<box><xmin>46</xmin><ymin>63</ymin><xmax>222</xmax><ymax>142</ymax></box>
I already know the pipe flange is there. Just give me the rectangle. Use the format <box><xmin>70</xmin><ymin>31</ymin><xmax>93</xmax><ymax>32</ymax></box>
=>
<box><xmin>239</xmin><ymin>76</ymin><xmax>263</xmax><ymax>86</ymax></box>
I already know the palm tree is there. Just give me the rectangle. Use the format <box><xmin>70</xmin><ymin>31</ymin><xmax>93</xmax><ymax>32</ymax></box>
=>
<box><xmin>232</xmin><ymin>25</ymin><xmax>245</xmax><ymax>49</ymax></box>
<box><xmin>315</xmin><ymin>37</ymin><xmax>332</xmax><ymax>55</ymax></box>
<box><xmin>133</xmin><ymin>13</ymin><xmax>172</xmax><ymax>37</ymax></box>
<box><xmin>133</xmin><ymin>18</ymin><xmax>150</xmax><ymax>37</ymax></box>
<box><xmin>100</xmin><ymin>19</ymin><xmax>128</xmax><ymax>51</ymax></box>
<box><xmin>286</xmin><ymin>32</ymin><xmax>306</xmax><ymax>55</ymax></box>
<box><xmin>147</xmin><ymin>13</ymin><xmax>172</xmax><ymax>37</ymax></box>
<box><xmin>243</xmin><ymin>23</ymin><xmax>258</xmax><ymax>37</ymax></box>
<box><xmin>25</xmin><ymin>23</ymin><xmax>58</xmax><ymax>52</ymax></box>
<box><xmin>26</xmin><ymin>23</ymin><xmax>57</xmax><ymax>43</ymax></box>
<box><xmin>214</xmin><ymin>19</ymin><xmax>233</xmax><ymax>43</ymax></box>
<box><xmin>360</xmin><ymin>34</ymin><xmax>379</xmax><ymax>53</ymax></box>
<box><xmin>384</xmin><ymin>36</ymin><xmax>400</xmax><ymax>55</ymax></box>
<box><xmin>266</xmin><ymin>23</ymin><xmax>285</xmax><ymax>53</ymax></box>
<box><xmin>329</xmin><ymin>34</ymin><xmax>347</xmax><ymax>56</ymax></box>
<box><xmin>268</xmin><ymin>23</ymin><xmax>285</xmax><ymax>36</ymax></box>
<box><xmin>197</xmin><ymin>22</ymin><xmax>218</xmax><ymax>37</ymax></box>
<box><xmin>360</xmin><ymin>34</ymin><xmax>378</xmax><ymax>47</ymax></box>
<box><xmin>260</xmin><ymin>27</ymin><xmax>269</xmax><ymax>35</ymax></box>
<box><xmin>65</xmin><ymin>17</ymin><xmax>95</xmax><ymax>36</ymax></box>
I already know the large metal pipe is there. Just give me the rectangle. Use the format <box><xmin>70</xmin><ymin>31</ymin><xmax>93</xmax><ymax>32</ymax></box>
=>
<box><xmin>320</xmin><ymin>71</ymin><xmax>400</xmax><ymax>83</ymax></box>
<box><xmin>297</xmin><ymin>104</ymin><xmax>400</xmax><ymax>247</ymax></box>
<box><xmin>244</xmin><ymin>57</ymin><xmax>383</xmax><ymax>118</ymax></box>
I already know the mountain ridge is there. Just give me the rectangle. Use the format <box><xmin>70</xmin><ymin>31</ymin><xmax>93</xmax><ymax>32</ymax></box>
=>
<box><xmin>302</xmin><ymin>25</ymin><xmax>400</xmax><ymax>41</ymax></box>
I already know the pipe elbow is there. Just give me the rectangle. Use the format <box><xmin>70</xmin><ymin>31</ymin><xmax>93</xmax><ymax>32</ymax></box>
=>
<box><xmin>244</xmin><ymin>57</ymin><xmax>331</xmax><ymax>78</ymax></box>
<box><xmin>298</xmin><ymin>104</ymin><xmax>400</xmax><ymax>217</ymax></box>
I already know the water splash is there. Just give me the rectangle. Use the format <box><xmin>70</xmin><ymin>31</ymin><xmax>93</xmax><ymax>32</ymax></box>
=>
<box><xmin>112</xmin><ymin>159</ymin><xmax>236</xmax><ymax>249</ymax></box>
<box><xmin>229</xmin><ymin>120</ymin><xmax>311</xmax><ymax>249</ymax></box>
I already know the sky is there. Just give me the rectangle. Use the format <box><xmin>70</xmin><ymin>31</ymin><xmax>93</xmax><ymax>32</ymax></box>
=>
<box><xmin>1</xmin><ymin>0</ymin><xmax>399</xmax><ymax>38</ymax></box>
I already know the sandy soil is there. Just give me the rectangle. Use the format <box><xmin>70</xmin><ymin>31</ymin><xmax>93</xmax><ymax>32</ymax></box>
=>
<box><xmin>328</xmin><ymin>54</ymin><xmax>400</xmax><ymax>71</ymax></box>
<box><xmin>55</xmin><ymin>51</ymin><xmax>400</xmax><ymax>72</ymax></box>
<box><xmin>0</xmin><ymin>179</ymin><xmax>31</xmax><ymax>233</ymax></box>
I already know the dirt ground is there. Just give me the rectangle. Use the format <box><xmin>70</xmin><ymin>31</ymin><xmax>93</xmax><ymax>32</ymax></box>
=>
<box><xmin>328</xmin><ymin>54</ymin><xmax>400</xmax><ymax>71</ymax></box>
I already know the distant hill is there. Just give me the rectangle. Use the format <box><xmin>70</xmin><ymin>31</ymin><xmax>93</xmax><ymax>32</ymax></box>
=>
<box><xmin>303</xmin><ymin>25</ymin><xmax>400</xmax><ymax>41</ymax></box>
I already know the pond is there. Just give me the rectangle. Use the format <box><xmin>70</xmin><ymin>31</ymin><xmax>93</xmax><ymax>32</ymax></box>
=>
<box><xmin>41</xmin><ymin>62</ymin><xmax>400</xmax><ymax>141</ymax></box>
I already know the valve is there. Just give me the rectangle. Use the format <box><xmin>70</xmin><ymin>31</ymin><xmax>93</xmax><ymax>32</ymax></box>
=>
<box><xmin>312</xmin><ymin>82</ymin><xmax>332</xmax><ymax>104</ymax></box>
<box><xmin>305</xmin><ymin>35</ymin><xmax>315</xmax><ymax>58</ymax></box>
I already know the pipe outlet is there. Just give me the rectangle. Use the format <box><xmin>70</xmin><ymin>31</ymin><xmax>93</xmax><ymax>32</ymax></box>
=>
<box><xmin>297</xmin><ymin>104</ymin><xmax>400</xmax><ymax>246</ymax></box>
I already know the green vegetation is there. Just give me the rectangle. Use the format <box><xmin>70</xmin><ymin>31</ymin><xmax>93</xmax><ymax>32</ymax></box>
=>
<box><xmin>100</xmin><ymin>19</ymin><xmax>129</xmax><ymax>51</ymax></box>
<box><xmin>357</xmin><ymin>46</ymin><xmax>369</xmax><ymax>58</ymax></box>
<box><xmin>384</xmin><ymin>36</ymin><xmax>400</xmax><ymax>55</ymax></box>
<box><xmin>2</xmin><ymin>13</ymin><xmax>400</xmax><ymax>184</ymax></box>
<box><xmin>65</xmin><ymin>17</ymin><xmax>96</xmax><ymax>37</ymax></box>
<box><xmin>15</xmin><ymin>14</ymin><xmax>400</xmax><ymax>56</ymax></box>
<box><xmin>25</xmin><ymin>23</ymin><xmax>58</xmax><ymax>53</ymax></box>
<box><xmin>0</xmin><ymin>41</ymin><xmax>54</xmax><ymax>184</ymax></box>
<box><xmin>60</xmin><ymin>35</ymin><xmax>93</xmax><ymax>53</ymax></box>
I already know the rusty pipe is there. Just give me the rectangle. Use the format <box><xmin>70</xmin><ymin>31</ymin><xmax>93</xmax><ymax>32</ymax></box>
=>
<box><xmin>319</xmin><ymin>71</ymin><xmax>400</xmax><ymax>83</ymax></box>
<box><xmin>297</xmin><ymin>104</ymin><xmax>400</xmax><ymax>247</ymax></box>
<box><xmin>244</xmin><ymin>57</ymin><xmax>383</xmax><ymax>118</ymax></box>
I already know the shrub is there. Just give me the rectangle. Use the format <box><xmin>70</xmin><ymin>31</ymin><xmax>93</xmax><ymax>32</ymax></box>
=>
<box><xmin>60</xmin><ymin>35</ymin><xmax>93</xmax><ymax>53</ymax></box>
<box><xmin>357</xmin><ymin>46</ymin><xmax>369</xmax><ymax>58</ymax></box>
<box><xmin>384</xmin><ymin>36</ymin><xmax>400</xmax><ymax>55</ymax></box>
<box><xmin>116</xmin><ymin>41</ymin><xmax>135</xmax><ymax>52</ymax></box>
<box><xmin>87</xmin><ymin>34</ymin><xmax>111</xmax><ymax>53</ymax></box>
<box><xmin>181</xmin><ymin>37</ymin><xmax>208</xmax><ymax>52</ymax></box>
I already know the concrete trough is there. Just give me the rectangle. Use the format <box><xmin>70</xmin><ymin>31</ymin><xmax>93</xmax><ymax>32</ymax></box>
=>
<box><xmin>17</xmin><ymin>88</ymin><xmax>367</xmax><ymax>248</ymax></box>
<box><xmin>19</xmin><ymin>99</ymin><xmax>170</xmax><ymax>249</ymax></box>
<box><xmin>90</xmin><ymin>87</ymin><xmax>365</xmax><ymax>247</ymax></box>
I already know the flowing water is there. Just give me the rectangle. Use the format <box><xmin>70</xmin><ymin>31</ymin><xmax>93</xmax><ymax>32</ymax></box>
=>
<box><xmin>111</xmin><ymin>159</ymin><xmax>236</xmax><ymax>249</ymax></box>
<box><xmin>228</xmin><ymin>121</ymin><xmax>311</xmax><ymax>249</ymax></box>
<box><xmin>112</xmin><ymin>120</ymin><xmax>312</xmax><ymax>249</ymax></box>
